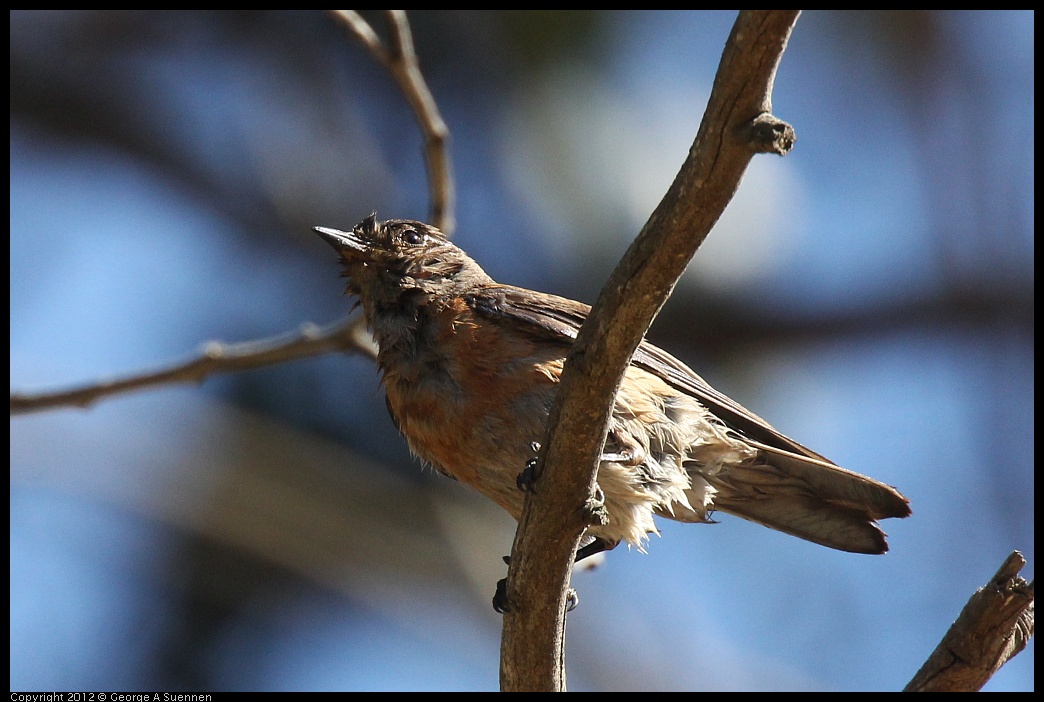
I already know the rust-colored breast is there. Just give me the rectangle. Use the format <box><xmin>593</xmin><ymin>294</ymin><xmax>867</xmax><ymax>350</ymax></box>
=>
<box><xmin>381</xmin><ymin>296</ymin><xmax>562</xmax><ymax>495</ymax></box>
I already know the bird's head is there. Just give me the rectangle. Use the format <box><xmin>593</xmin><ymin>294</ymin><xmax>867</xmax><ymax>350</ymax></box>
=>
<box><xmin>315</xmin><ymin>214</ymin><xmax>492</xmax><ymax>315</ymax></box>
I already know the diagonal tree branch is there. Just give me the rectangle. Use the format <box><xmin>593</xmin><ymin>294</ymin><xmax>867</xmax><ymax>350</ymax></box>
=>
<box><xmin>499</xmin><ymin>10</ymin><xmax>801</xmax><ymax>691</ymax></box>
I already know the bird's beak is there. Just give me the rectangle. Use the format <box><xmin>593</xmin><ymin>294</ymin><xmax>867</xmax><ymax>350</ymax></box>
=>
<box><xmin>314</xmin><ymin>226</ymin><xmax>368</xmax><ymax>255</ymax></box>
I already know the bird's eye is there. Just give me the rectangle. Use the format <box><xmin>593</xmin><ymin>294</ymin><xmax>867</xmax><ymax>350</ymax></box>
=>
<box><xmin>402</xmin><ymin>229</ymin><xmax>424</xmax><ymax>245</ymax></box>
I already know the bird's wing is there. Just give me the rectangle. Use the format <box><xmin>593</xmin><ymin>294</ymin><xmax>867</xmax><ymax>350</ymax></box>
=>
<box><xmin>466</xmin><ymin>284</ymin><xmax>830</xmax><ymax>461</ymax></box>
<box><xmin>467</xmin><ymin>284</ymin><xmax>911</xmax><ymax>547</ymax></box>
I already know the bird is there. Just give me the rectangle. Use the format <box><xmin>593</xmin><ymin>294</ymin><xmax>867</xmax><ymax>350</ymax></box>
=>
<box><xmin>315</xmin><ymin>214</ymin><xmax>910</xmax><ymax>568</ymax></box>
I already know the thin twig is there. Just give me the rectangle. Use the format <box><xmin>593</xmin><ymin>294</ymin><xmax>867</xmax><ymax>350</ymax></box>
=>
<box><xmin>11</xmin><ymin>10</ymin><xmax>458</xmax><ymax>416</ymax></box>
<box><xmin>499</xmin><ymin>10</ymin><xmax>801</xmax><ymax>691</ymax></box>
<box><xmin>905</xmin><ymin>551</ymin><xmax>1034</xmax><ymax>692</ymax></box>
<box><xmin>10</xmin><ymin>316</ymin><xmax>375</xmax><ymax>415</ymax></box>
<box><xmin>330</xmin><ymin>10</ymin><xmax>455</xmax><ymax>235</ymax></box>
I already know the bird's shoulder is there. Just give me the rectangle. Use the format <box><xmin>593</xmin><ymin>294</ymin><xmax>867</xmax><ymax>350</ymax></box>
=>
<box><xmin>461</xmin><ymin>283</ymin><xmax>588</xmax><ymax>344</ymax></box>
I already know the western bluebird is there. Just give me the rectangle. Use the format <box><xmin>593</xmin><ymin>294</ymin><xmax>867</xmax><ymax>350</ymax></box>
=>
<box><xmin>315</xmin><ymin>215</ymin><xmax>910</xmax><ymax>569</ymax></box>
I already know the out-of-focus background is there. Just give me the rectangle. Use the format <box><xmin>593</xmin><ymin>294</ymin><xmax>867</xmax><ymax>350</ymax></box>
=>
<box><xmin>10</xmin><ymin>10</ymin><xmax>1033</xmax><ymax>692</ymax></box>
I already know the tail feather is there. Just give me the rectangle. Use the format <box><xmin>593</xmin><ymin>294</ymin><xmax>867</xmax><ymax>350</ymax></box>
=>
<box><xmin>702</xmin><ymin>440</ymin><xmax>910</xmax><ymax>554</ymax></box>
